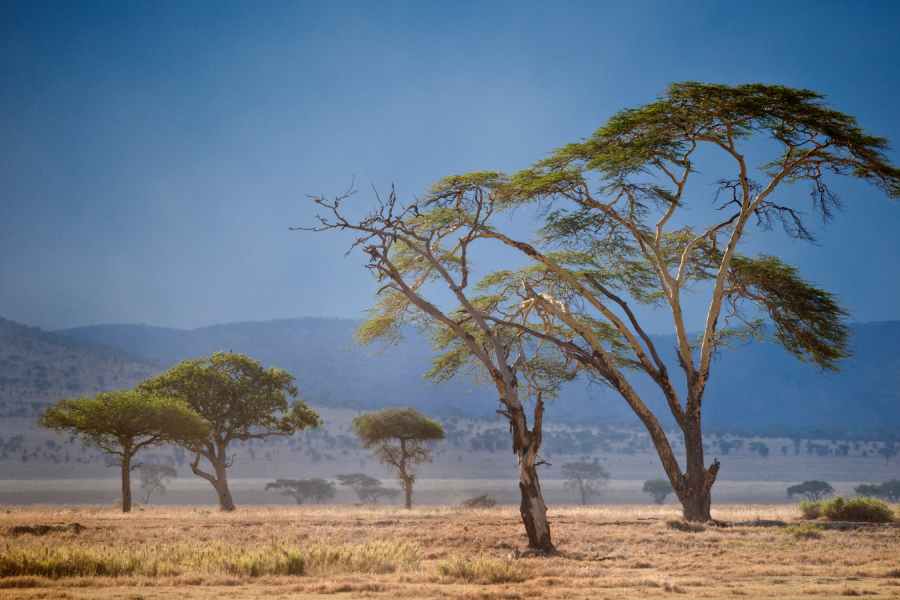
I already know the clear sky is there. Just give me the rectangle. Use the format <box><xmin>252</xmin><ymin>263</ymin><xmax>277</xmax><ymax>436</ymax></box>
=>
<box><xmin>2</xmin><ymin>1</ymin><xmax>899</xmax><ymax>332</ymax></box>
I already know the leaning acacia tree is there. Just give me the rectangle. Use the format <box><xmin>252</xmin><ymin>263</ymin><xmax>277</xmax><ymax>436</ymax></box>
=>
<box><xmin>304</xmin><ymin>190</ymin><xmax>573</xmax><ymax>552</ymax></box>
<box><xmin>420</xmin><ymin>82</ymin><xmax>899</xmax><ymax>521</ymax></box>
<box><xmin>139</xmin><ymin>352</ymin><xmax>321</xmax><ymax>511</ymax></box>
<box><xmin>353</xmin><ymin>407</ymin><xmax>445</xmax><ymax>509</ymax></box>
<box><xmin>40</xmin><ymin>390</ymin><xmax>208</xmax><ymax>512</ymax></box>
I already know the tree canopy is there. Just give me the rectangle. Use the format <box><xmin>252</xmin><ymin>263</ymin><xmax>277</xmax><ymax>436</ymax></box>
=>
<box><xmin>139</xmin><ymin>352</ymin><xmax>321</xmax><ymax>510</ymax></box>
<box><xmin>40</xmin><ymin>390</ymin><xmax>207</xmax><ymax>511</ymax></box>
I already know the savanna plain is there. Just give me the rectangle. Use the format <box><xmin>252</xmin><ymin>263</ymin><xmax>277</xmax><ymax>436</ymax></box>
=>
<box><xmin>2</xmin><ymin>504</ymin><xmax>899</xmax><ymax>600</ymax></box>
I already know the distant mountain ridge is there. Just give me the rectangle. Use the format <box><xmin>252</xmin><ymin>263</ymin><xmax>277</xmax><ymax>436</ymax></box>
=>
<box><xmin>1</xmin><ymin>315</ymin><xmax>897</xmax><ymax>431</ymax></box>
<box><xmin>55</xmin><ymin>317</ymin><xmax>900</xmax><ymax>432</ymax></box>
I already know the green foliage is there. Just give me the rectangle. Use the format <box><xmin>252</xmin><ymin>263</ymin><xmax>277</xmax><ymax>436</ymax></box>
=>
<box><xmin>729</xmin><ymin>256</ymin><xmax>849</xmax><ymax>370</ymax></box>
<box><xmin>801</xmin><ymin>497</ymin><xmax>895</xmax><ymax>523</ymax></box>
<box><xmin>352</xmin><ymin>408</ymin><xmax>445</xmax><ymax>446</ymax></box>
<box><xmin>822</xmin><ymin>497</ymin><xmax>895</xmax><ymax>523</ymax></box>
<box><xmin>139</xmin><ymin>352</ymin><xmax>321</xmax><ymax>445</ymax></box>
<box><xmin>40</xmin><ymin>390</ymin><xmax>208</xmax><ymax>457</ymax></box>
<box><xmin>643</xmin><ymin>478</ymin><xmax>674</xmax><ymax>504</ymax></box>
<box><xmin>787</xmin><ymin>480</ymin><xmax>834</xmax><ymax>501</ymax></box>
<box><xmin>799</xmin><ymin>500</ymin><xmax>822</xmax><ymax>519</ymax></box>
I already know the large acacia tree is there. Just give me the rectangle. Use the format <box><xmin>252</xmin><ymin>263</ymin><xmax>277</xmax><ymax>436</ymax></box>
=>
<box><xmin>420</xmin><ymin>82</ymin><xmax>900</xmax><ymax>521</ymax></box>
<box><xmin>304</xmin><ymin>190</ymin><xmax>573</xmax><ymax>552</ymax></box>
<box><xmin>139</xmin><ymin>352</ymin><xmax>321</xmax><ymax>511</ymax></box>
<box><xmin>311</xmin><ymin>82</ymin><xmax>899</xmax><ymax>523</ymax></box>
<box><xmin>353</xmin><ymin>408</ymin><xmax>445</xmax><ymax>509</ymax></box>
<box><xmin>40</xmin><ymin>390</ymin><xmax>208</xmax><ymax>512</ymax></box>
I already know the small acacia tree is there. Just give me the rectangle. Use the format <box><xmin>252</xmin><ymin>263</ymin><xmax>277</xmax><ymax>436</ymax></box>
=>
<box><xmin>787</xmin><ymin>480</ymin><xmax>834</xmax><ymax>501</ymax></box>
<box><xmin>561</xmin><ymin>461</ymin><xmax>610</xmax><ymax>505</ymax></box>
<box><xmin>854</xmin><ymin>480</ymin><xmax>900</xmax><ymax>501</ymax></box>
<box><xmin>40</xmin><ymin>391</ymin><xmax>207</xmax><ymax>512</ymax></box>
<box><xmin>352</xmin><ymin>408</ymin><xmax>445</xmax><ymax>509</ymax></box>
<box><xmin>139</xmin><ymin>352</ymin><xmax>321</xmax><ymax>511</ymax></box>
<box><xmin>337</xmin><ymin>473</ymin><xmax>401</xmax><ymax>504</ymax></box>
<box><xmin>137</xmin><ymin>463</ymin><xmax>178</xmax><ymax>504</ymax></box>
<box><xmin>265</xmin><ymin>478</ymin><xmax>336</xmax><ymax>504</ymax></box>
<box><xmin>643</xmin><ymin>478</ymin><xmax>674</xmax><ymax>504</ymax></box>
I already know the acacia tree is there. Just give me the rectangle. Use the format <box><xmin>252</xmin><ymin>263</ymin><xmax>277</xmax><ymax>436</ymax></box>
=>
<box><xmin>336</xmin><ymin>473</ymin><xmax>401</xmax><ymax>504</ymax></box>
<box><xmin>304</xmin><ymin>191</ymin><xmax>572</xmax><ymax>552</ymax></box>
<box><xmin>643</xmin><ymin>478</ymin><xmax>674</xmax><ymax>504</ymax></box>
<box><xmin>40</xmin><ymin>391</ymin><xmax>207</xmax><ymax>512</ymax></box>
<box><xmin>352</xmin><ymin>408</ymin><xmax>445</xmax><ymax>509</ymax></box>
<box><xmin>561</xmin><ymin>461</ymin><xmax>609</xmax><ymax>505</ymax></box>
<box><xmin>787</xmin><ymin>480</ymin><xmax>834</xmax><ymax>501</ymax></box>
<box><xmin>139</xmin><ymin>352</ymin><xmax>321</xmax><ymax>511</ymax></box>
<box><xmin>137</xmin><ymin>463</ymin><xmax>178</xmax><ymax>504</ymax></box>
<box><xmin>265</xmin><ymin>478</ymin><xmax>336</xmax><ymax>504</ymax></box>
<box><xmin>415</xmin><ymin>82</ymin><xmax>900</xmax><ymax>521</ymax></box>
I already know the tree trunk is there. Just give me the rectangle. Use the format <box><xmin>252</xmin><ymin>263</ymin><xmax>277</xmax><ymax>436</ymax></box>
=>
<box><xmin>120</xmin><ymin>453</ymin><xmax>132</xmax><ymax>513</ymax></box>
<box><xmin>403</xmin><ymin>477</ymin><xmax>413</xmax><ymax>509</ymax></box>
<box><xmin>518</xmin><ymin>453</ymin><xmax>552</xmax><ymax>552</ymax></box>
<box><xmin>212</xmin><ymin>458</ymin><xmax>236</xmax><ymax>512</ymax></box>
<box><xmin>678</xmin><ymin>417</ymin><xmax>719</xmax><ymax>522</ymax></box>
<box><xmin>580</xmin><ymin>483</ymin><xmax>588</xmax><ymax>506</ymax></box>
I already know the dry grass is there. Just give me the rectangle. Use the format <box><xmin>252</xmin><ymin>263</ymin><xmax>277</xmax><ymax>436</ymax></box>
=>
<box><xmin>0</xmin><ymin>504</ymin><xmax>898</xmax><ymax>598</ymax></box>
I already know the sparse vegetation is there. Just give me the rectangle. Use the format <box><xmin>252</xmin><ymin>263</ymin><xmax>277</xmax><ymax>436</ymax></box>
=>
<box><xmin>436</xmin><ymin>554</ymin><xmax>527</xmax><ymax>584</ymax></box>
<box><xmin>561</xmin><ymin>460</ymin><xmax>609</xmax><ymax>505</ymax></box>
<box><xmin>336</xmin><ymin>473</ymin><xmax>400</xmax><ymax>504</ymax></box>
<box><xmin>461</xmin><ymin>494</ymin><xmax>497</xmax><ymax>509</ymax></box>
<box><xmin>785</xmin><ymin>523</ymin><xmax>824</xmax><ymax>540</ymax></box>
<box><xmin>136</xmin><ymin>463</ymin><xmax>178</xmax><ymax>504</ymax></box>
<box><xmin>854</xmin><ymin>479</ymin><xmax>900</xmax><ymax>501</ymax></box>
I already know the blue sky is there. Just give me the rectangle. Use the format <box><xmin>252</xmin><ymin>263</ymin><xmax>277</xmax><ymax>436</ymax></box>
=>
<box><xmin>2</xmin><ymin>1</ymin><xmax>899</xmax><ymax>331</ymax></box>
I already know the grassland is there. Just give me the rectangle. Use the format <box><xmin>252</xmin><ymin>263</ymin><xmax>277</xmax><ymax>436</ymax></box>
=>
<box><xmin>1</xmin><ymin>504</ymin><xmax>899</xmax><ymax>599</ymax></box>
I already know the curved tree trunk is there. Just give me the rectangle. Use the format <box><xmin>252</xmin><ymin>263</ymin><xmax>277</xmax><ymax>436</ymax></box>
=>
<box><xmin>518</xmin><ymin>452</ymin><xmax>552</xmax><ymax>551</ymax></box>
<box><xmin>212</xmin><ymin>458</ymin><xmax>236</xmax><ymax>512</ymax></box>
<box><xmin>120</xmin><ymin>453</ymin><xmax>132</xmax><ymax>513</ymax></box>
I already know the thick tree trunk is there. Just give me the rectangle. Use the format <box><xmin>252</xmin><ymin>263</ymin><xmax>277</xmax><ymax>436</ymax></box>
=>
<box><xmin>120</xmin><ymin>453</ymin><xmax>132</xmax><ymax>513</ymax></box>
<box><xmin>212</xmin><ymin>459</ymin><xmax>236</xmax><ymax>512</ymax></box>
<box><xmin>518</xmin><ymin>453</ymin><xmax>552</xmax><ymax>552</ymax></box>
<box><xmin>677</xmin><ymin>417</ymin><xmax>719</xmax><ymax>522</ymax></box>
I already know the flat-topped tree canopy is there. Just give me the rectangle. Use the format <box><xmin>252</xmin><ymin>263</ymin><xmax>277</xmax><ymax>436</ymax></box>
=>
<box><xmin>353</xmin><ymin>408</ymin><xmax>445</xmax><ymax>445</ymax></box>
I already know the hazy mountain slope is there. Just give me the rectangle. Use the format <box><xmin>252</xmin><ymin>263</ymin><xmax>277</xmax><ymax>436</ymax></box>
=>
<box><xmin>58</xmin><ymin>318</ymin><xmax>900</xmax><ymax>431</ymax></box>
<box><xmin>0</xmin><ymin>317</ymin><xmax>158</xmax><ymax>414</ymax></box>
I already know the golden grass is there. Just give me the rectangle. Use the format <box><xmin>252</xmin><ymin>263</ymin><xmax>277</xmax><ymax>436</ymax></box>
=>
<box><xmin>0</xmin><ymin>504</ymin><xmax>898</xmax><ymax>599</ymax></box>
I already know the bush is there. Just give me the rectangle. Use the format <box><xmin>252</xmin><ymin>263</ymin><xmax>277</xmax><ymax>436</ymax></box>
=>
<box><xmin>436</xmin><ymin>555</ymin><xmax>526</xmax><ymax>584</ymax></box>
<box><xmin>799</xmin><ymin>500</ymin><xmax>822</xmax><ymax>519</ymax></box>
<box><xmin>822</xmin><ymin>497</ymin><xmax>894</xmax><ymax>523</ymax></box>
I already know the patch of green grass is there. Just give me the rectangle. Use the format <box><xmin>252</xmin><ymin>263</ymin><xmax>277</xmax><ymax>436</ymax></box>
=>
<box><xmin>666</xmin><ymin>520</ymin><xmax>705</xmax><ymax>533</ymax></box>
<box><xmin>799</xmin><ymin>497</ymin><xmax>895</xmax><ymax>523</ymax></box>
<box><xmin>799</xmin><ymin>500</ymin><xmax>822</xmax><ymax>519</ymax></box>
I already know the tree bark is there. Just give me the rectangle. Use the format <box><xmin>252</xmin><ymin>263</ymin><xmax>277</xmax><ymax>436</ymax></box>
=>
<box><xmin>211</xmin><ymin>458</ymin><xmax>236</xmax><ymax>512</ymax></box>
<box><xmin>518</xmin><ymin>451</ymin><xmax>552</xmax><ymax>551</ymax></box>
<box><xmin>677</xmin><ymin>417</ymin><xmax>719</xmax><ymax>522</ymax></box>
<box><xmin>120</xmin><ymin>452</ymin><xmax>132</xmax><ymax>513</ymax></box>
<box><xmin>402</xmin><ymin>477</ymin><xmax>413</xmax><ymax>510</ymax></box>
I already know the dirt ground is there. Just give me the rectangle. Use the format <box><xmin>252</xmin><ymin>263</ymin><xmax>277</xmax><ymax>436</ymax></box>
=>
<box><xmin>1</xmin><ymin>504</ymin><xmax>899</xmax><ymax>599</ymax></box>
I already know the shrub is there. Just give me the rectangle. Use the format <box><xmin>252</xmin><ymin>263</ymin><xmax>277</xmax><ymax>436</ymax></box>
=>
<box><xmin>822</xmin><ymin>497</ymin><xmax>894</xmax><ymax>523</ymax></box>
<box><xmin>436</xmin><ymin>555</ymin><xmax>526</xmax><ymax>584</ymax></box>
<box><xmin>799</xmin><ymin>500</ymin><xmax>822</xmax><ymax>519</ymax></box>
